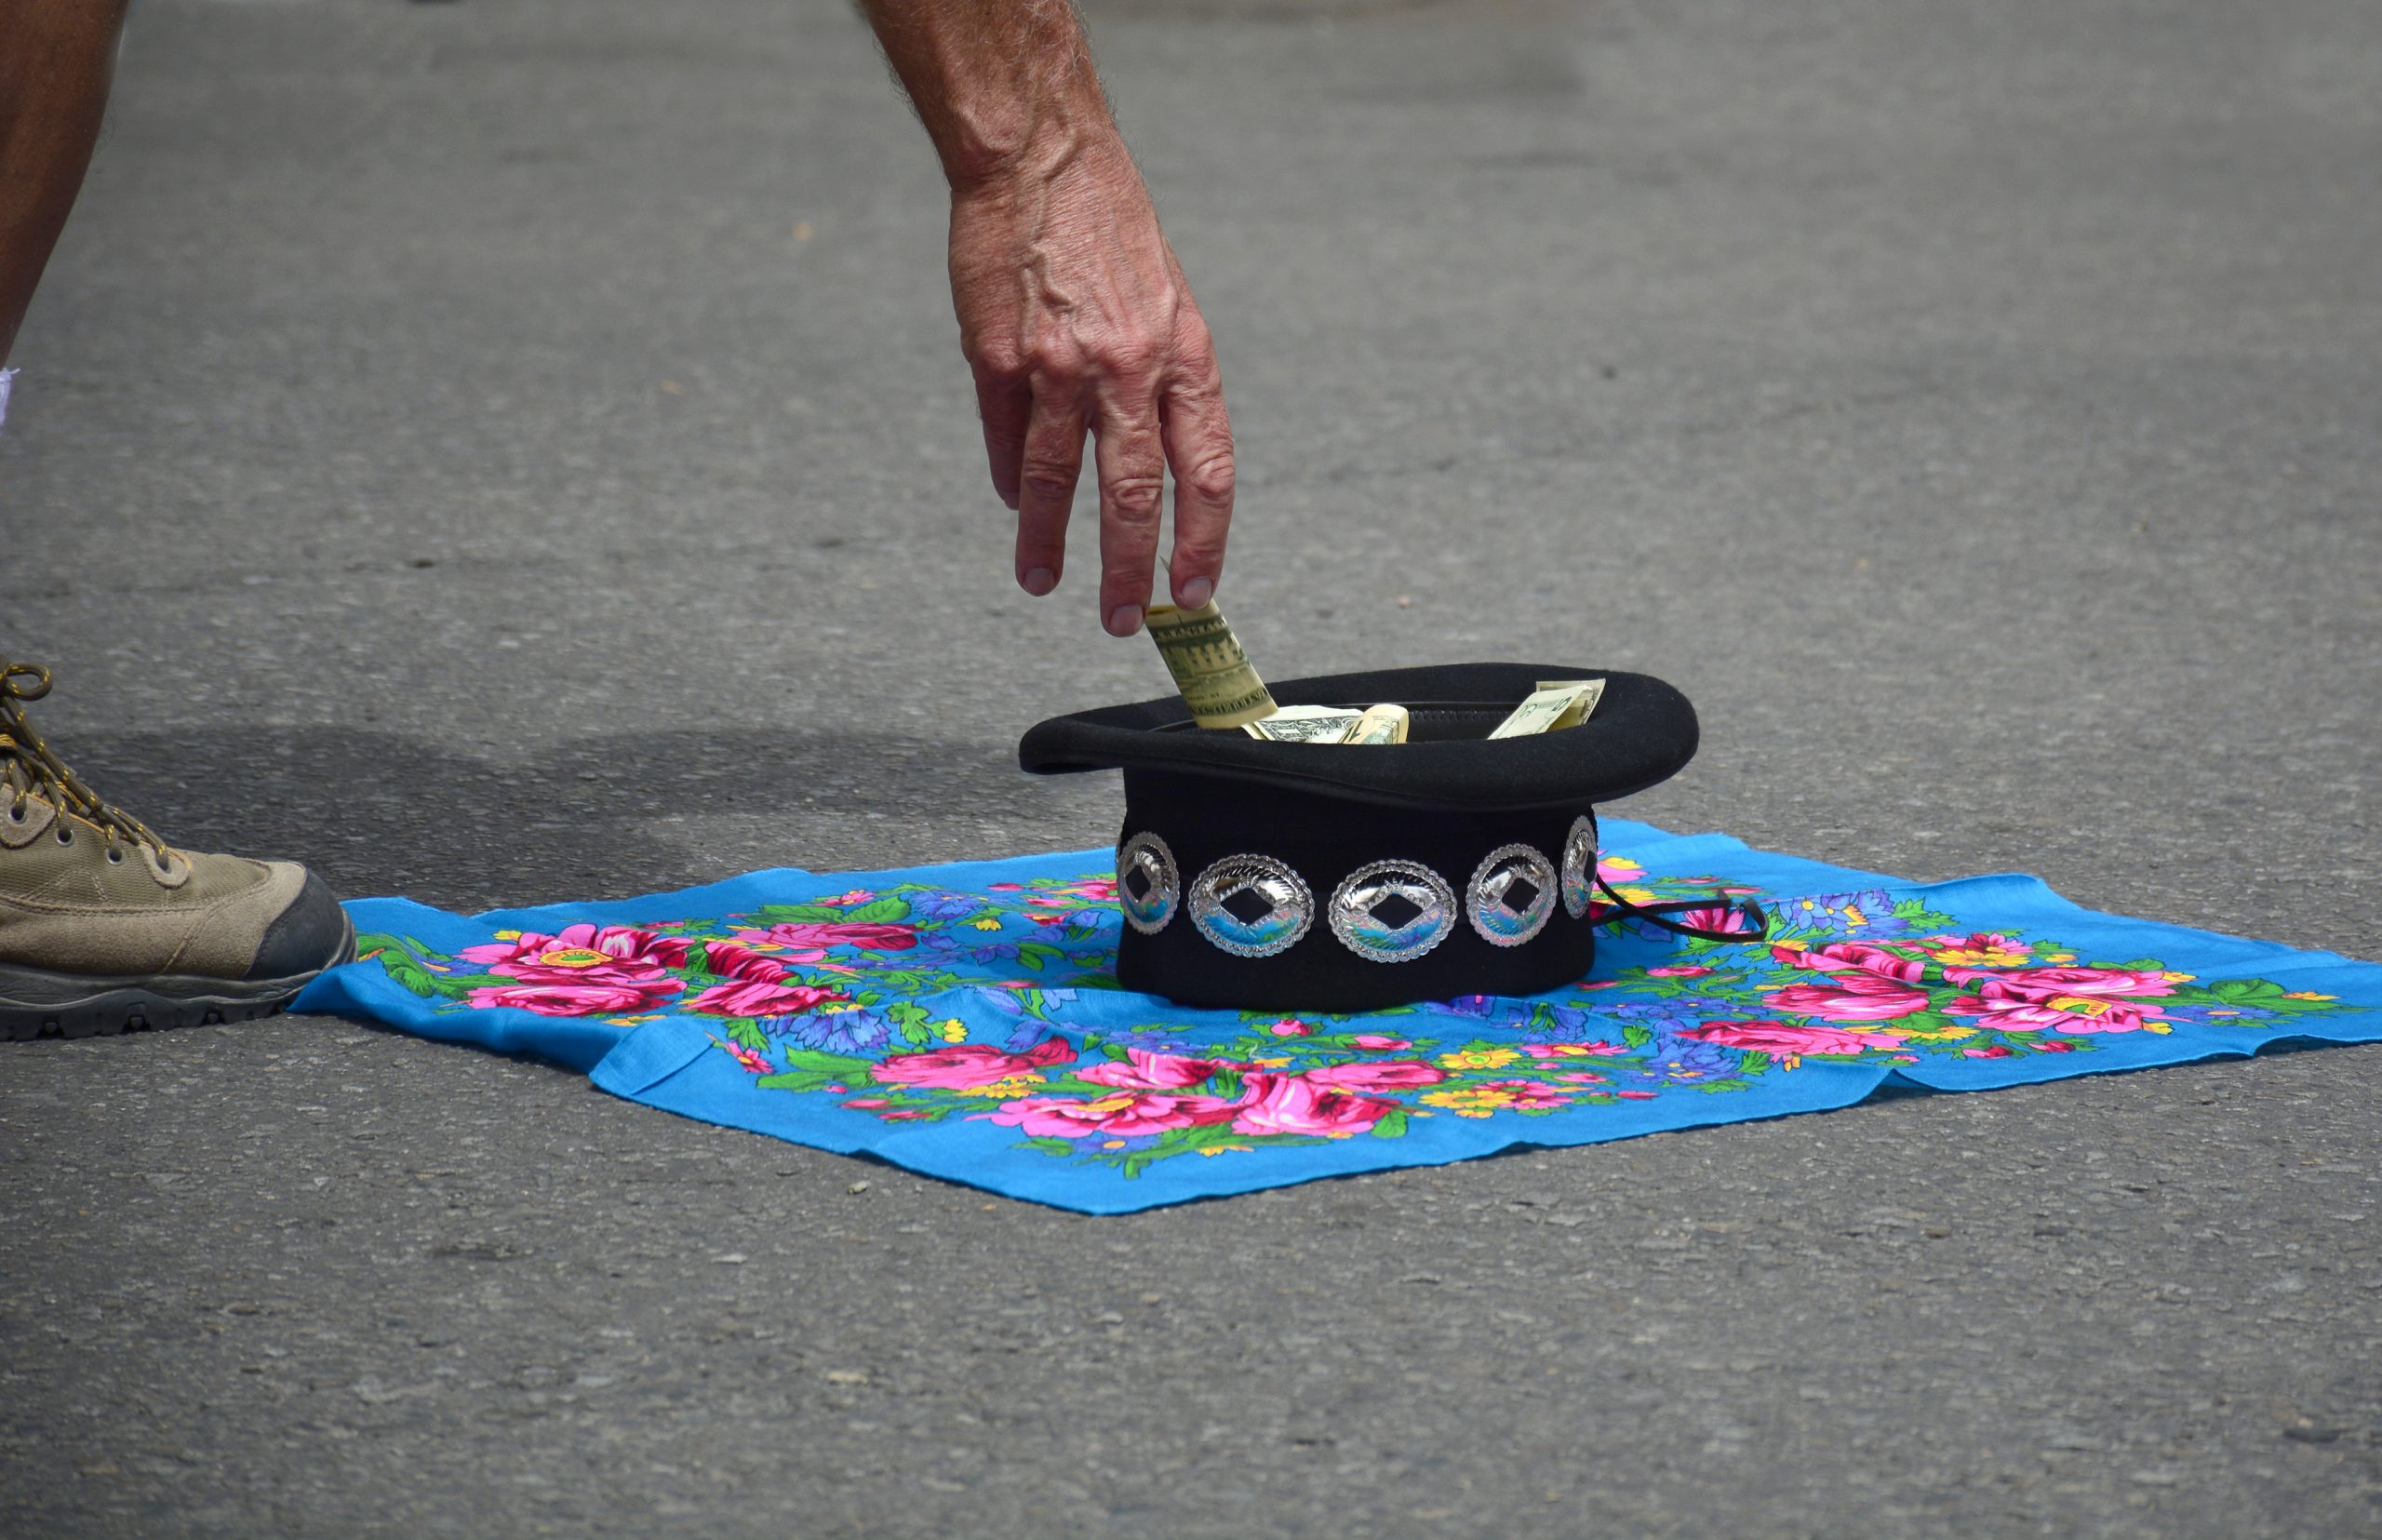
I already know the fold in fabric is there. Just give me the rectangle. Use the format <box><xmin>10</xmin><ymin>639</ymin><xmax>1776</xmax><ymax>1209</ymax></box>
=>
<box><xmin>293</xmin><ymin>820</ymin><xmax>2382</xmax><ymax>1213</ymax></box>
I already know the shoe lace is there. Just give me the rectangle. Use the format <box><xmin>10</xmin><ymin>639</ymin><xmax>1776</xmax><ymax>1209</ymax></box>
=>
<box><xmin>0</xmin><ymin>658</ymin><xmax>170</xmax><ymax>858</ymax></box>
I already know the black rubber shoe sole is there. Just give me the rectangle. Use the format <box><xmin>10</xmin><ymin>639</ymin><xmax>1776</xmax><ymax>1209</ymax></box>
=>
<box><xmin>0</xmin><ymin>915</ymin><xmax>356</xmax><ymax>1041</ymax></box>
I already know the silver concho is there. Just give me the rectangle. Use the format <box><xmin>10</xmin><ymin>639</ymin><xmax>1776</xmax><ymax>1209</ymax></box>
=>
<box><xmin>1468</xmin><ymin>842</ymin><xmax>1558</xmax><ymax>946</ymax></box>
<box><xmin>1559</xmin><ymin>814</ymin><xmax>1599</xmax><ymax>919</ymax></box>
<box><xmin>1116</xmin><ymin>831</ymin><xmax>1180</xmax><ymax>935</ymax></box>
<box><xmin>1328</xmin><ymin>860</ymin><xmax>1457</xmax><ymax>964</ymax></box>
<box><xmin>1188</xmin><ymin>853</ymin><xmax>1314</xmax><ymax>958</ymax></box>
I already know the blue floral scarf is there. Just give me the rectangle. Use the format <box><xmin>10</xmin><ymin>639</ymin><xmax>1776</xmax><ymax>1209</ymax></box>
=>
<box><xmin>292</xmin><ymin>819</ymin><xmax>2382</xmax><ymax>1212</ymax></box>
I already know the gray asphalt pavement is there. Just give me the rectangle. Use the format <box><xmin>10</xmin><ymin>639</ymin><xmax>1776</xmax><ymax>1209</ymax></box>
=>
<box><xmin>4</xmin><ymin>0</ymin><xmax>2379</xmax><ymax>1533</ymax></box>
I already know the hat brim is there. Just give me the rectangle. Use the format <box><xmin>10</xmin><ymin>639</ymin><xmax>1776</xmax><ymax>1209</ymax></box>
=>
<box><xmin>1018</xmin><ymin>663</ymin><xmax>1697</xmax><ymax>813</ymax></box>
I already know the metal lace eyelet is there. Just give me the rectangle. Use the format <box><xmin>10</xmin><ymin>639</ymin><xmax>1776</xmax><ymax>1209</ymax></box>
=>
<box><xmin>5</xmin><ymin>802</ymin><xmax>23</xmax><ymax>824</ymax></box>
<box><xmin>106</xmin><ymin>846</ymin><xmax>125</xmax><ymax>864</ymax></box>
<box><xmin>54</xmin><ymin>824</ymin><xmax>73</xmax><ymax>846</ymax></box>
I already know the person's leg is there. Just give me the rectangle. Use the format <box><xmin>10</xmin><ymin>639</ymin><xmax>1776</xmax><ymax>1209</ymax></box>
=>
<box><xmin>1</xmin><ymin>0</ymin><xmax>354</xmax><ymax>1040</ymax></box>
<box><xmin>0</xmin><ymin>0</ymin><xmax>128</xmax><ymax>365</ymax></box>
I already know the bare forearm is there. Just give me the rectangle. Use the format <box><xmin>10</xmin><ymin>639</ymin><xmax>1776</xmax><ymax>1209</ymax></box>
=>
<box><xmin>857</xmin><ymin>0</ymin><xmax>1237</xmax><ymax>634</ymax></box>
<box><xmin>856</xmin><ymin>0</ymin><xmax>1116</xmax><ymax>190</ymax></box>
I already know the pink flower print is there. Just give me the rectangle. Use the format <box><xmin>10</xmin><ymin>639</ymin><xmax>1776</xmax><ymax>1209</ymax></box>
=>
<box><xmin>1521</xmin><ymin>1041</ymin><xmax>1627</xmax><ymax>1059</ymax></box>
<box><xmin>687</xmin><ymin>940</ymin><xmax>849</xmax><ymax>1017</ymax></box>
<box><xmin>1646</xmin><ymin>965</ymin><xmax>1714</xmax><ymax>979</ymax></box>
<box><xmin>1554</xmin><ymin>1071</ymin><xmax>1610</xmax><ymax>1084</ymax></box>
<box><xmin>985</xmin><ymin>1091</ymin><xmax>1240</xmax><ymax>1139</ymax></box>
<box><xmin>1228</xmin><ymin>1074</ymin><xmax>1398</xmax><ymax>1140</ymax></box>
<box><xmin>988</xmin><ymin>883</ymin><xmax>1024</xmax><ymax>891</ymax></box>
<box><xmin>707</xmin><ymin>1035</ymin><xmax>773</xmax><ymax>1074</ymax></box>
<box><xmin>723</xmin><ymin>930</ymin><xmax>829</xmax><ymax>964</ymax></box>
<box><xmin>1300</xmin><ymin>1060</ymin><xmax>1448</xmax><ymax>1092</ymax></box>
<box><xmin>873</xmin><ymin>1036</ymin><xmax>1078</xmax><ymax>1091</ymax></box>
<box><xmin>842</xmin><ymin>1096</ymin><xmax>890</xmax><ymax>1109</ymax></box>
<box><xmin>1671</xmin><ymin>904</ymin><xmax>1762</xmax><ymax>938</ymax></box>
<box><xmin>1679</xmin><ymin>1020</ymin><xmax>1907</xmax><ymax>1055</ymax></box>
<box><xmin>1987</xmin><ymin>965</ymin><xmax>2175</xmax><ymax>999</ymax></box>
<box><xmin>818</xmin><ymin>889</ymin><xmax>876</xmax><ymax>906</ymax></box>
<box><xmin>1763</xmin><ymin>973</ymin><xmax>1932</xmax><ymax>1023</ymax></box>
<box><xmin>1943</xmin><ymin>981</ymin><xmax>2159</xmax><ymax>1035</ymax></box>
<box><xmin>1777</xmin><ymin>941</ymin><xmax>1926</xmax><ymax>984</ymax></box>
<box><xmin>1077</xmin><ymin>1049</ymin><xmax>1231</xmax><ymax>1091</ymax></box>
<box><xmin>1961</xmin><ymin>1044</ymin><xmax>2014</xmax><ymax>1059</ymax></box>
<box><xmin>1268</xmin><ymin>1018</ymin><xmax>1314</xmax><ymax>1037</ymax></box>
<box><xmin>1350</xmin><ymin>1033</ymin><xmax>1412</xmax><ymax>1051</ymax></box>
<box><xmin>468</xmin><ymin>977</ymin><xmax>684</xmax><ymax>1016</ymax></box>
<box><xmin>687</xmin><ymin>978</ymin><xmax>849</xmax><ymax>1018</ymax></box>
<box><xmin>461</xmin><ymin>922</ymin><xmax>692</xmax><ymax>987</ymax></box>
<box><xmin>1615</xmin><ymin>1090</ymin><xmax>1659</xmax><ymax>1100</ymax></box>
<box><xmin>1474</xmin><ymin>1079</ymin><xmax>1570</xmax><ymax>1110</ymax></box>
<box><xmin>735</xmin><ymin>920</ymin><xmax>916</xmax><ymax>955</ymax></box>
<box><xmin>1595</xmin><ymin>854</ymin><xmax>1644</xmax><ymax>884</ymax></box>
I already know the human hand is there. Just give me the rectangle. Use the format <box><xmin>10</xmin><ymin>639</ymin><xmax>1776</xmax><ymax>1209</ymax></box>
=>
<box><xmin>948</xmin><ymin>133</ymin><xmax>1235</xmax><ymax>637</ymax></box>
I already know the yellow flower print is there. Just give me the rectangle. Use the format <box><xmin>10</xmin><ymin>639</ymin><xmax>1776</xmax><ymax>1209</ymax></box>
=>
<box><xmin>1894</xmin><ymin>1023</ymin><xmax>1977</xmax><ymax>1044</ymax></box>
<box><xmin>2284</xmin><ymin>991</ymin><xmax>2336</xmax><ymax>1001</ymax></box>
<box><xmin>938</xmin><ymin>1018</ymin><xmax>968</xmax><ymax>1042</ymax></box>
<box><xmin>1420</xmin><ymin>1084</ymin><xmax>1547</xmax><ymax>1118</ymax></box>
<box><xmin>817</xmin><ymin>1000</ymin><xmax>862</xmax><ymax>1014</ymax></box>
<box><xmin>950</xmin><ymin>1073</ymin><xmax>1049</xmax><ymax>1099</ymax></box>
<box><xmin>1931</xmin><ymin>943</ymin><xmax>2030</xmax><ymax>968</ymax></box>
<box><xmin>1198</xmin><ymin>1145</ymin><xmax>1255</xmax><ymax>1157</ymax></box>
<box><xmin>969</xmin><ymin>916</ymin><xmax>1004</xmax><ymax>931</ymax></box>
<box><xmin>1614</xmin><ymin>886</ymin><xmax>1661</xmax><ymax>906</ymax></box>
<box><xmin>1437</xmin><ymin>1048</ymin><xmax>1520</xmax><ymax>1071</ymax></box>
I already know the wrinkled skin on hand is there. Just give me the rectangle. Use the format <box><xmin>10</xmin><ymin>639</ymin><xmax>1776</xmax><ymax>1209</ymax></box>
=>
<box><xmin>948</xmin><ymin>134</ymin><xmax>1236</xmax><ymax>636</ymax></box>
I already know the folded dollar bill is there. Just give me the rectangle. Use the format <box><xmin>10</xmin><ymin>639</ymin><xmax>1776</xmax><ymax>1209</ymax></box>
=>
<box><xmin>1487</xmin><ymin>678</ymin><xmax>1606</xmax><ymax>739</ymax></box>
<box><xmin>1243</xmin><ymin>704</ymin><xmax>1367</xmax><ymax>743</ymax></box>
<box><xmin>1343</xmin><ymin>703</ymin><xmax>1411</xmax><ymax>744</ymax></box>
<box><xmin>1145</xmin><ymin>600</ymin><xmax>1278</xmax><ymax>729</ymax></box>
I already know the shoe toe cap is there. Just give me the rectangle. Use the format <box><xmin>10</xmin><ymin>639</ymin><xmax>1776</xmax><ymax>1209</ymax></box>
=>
<box><xmin>244</xmin><ymin>867</ymin><xmax>355</xmax><ymax>982</ymax></box>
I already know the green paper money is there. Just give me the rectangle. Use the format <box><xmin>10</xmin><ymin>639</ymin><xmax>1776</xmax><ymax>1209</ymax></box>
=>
<box><xmin>1145</xmin><ymin>600</ymin><xmax>1278</xmax><ymax>729</ymax></box>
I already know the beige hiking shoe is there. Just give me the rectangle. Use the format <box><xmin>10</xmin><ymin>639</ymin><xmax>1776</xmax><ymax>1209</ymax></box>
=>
<box><xmin>1</xmin><ymin>658</ymin><xmax>354</xmax><ymax>1040</ymax></box>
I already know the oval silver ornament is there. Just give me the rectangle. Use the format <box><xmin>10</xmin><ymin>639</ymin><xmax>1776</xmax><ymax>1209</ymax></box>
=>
<box><xmin>1468</xmin><ymin>842</ymin><xmax>1558</xmax><ymax>947</ymax></box>
<box><xmin>1116</xmin><ymin>831</ymin><xmax>1180</xmax><ymax>935</ymax></box>
<box><xmin>1188</xmin><ymin>853</ymin><xmax>1314</xmax><ymax>959</ymax></box>
<box><xmin>1328</xmin><ymin>860</ymin><xmax>1458</xmax><ymax>964</ymax></box>
<box><xmin>1559</xmin><ymin>814</ymin><xmax>1598</xmax><ymax>919</ymax></box>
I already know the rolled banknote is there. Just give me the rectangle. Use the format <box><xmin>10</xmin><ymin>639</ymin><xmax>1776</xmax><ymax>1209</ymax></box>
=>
<box><xmin>1487</xmin><ymin>678</ymin><xmax>1606</xmax><ymax>739</ymax></box>
<box><xmin>1343</xmin><ymin>703</ymin><xmax>1411</xmax><ymax>745</ymax></box>
<box><xmin>1533</xmin><ymin>677</ymin><xmax>1607</xmax><ymax>731</ymax></box>
<box><xmin>1145</xmin><ymin>600</ymin><xmax>1278</xmax><ymax>729</ymax></box>
<box><xmin>1243</xmin><ymin>704</ymin><xmax>1366</xmax><ymax>743</ymax></box>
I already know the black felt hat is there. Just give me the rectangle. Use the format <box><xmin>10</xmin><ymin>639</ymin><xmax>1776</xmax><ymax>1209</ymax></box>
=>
<box><xmin>1018</xmin><ymin>663</ymin><xmax>1705</xmax><ymax>1012</ymax></box>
